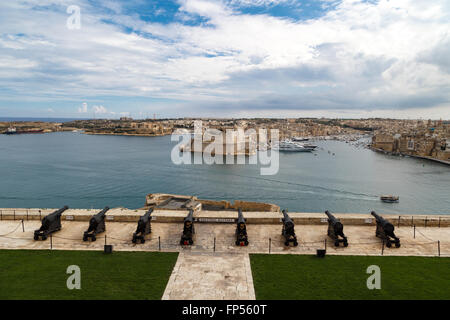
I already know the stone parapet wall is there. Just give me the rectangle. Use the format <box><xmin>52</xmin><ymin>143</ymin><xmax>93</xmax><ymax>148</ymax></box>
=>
<box><xmin>1</xmin><ymin>208</ymin><xmax>449</xmax><ymax>227</ymax></box>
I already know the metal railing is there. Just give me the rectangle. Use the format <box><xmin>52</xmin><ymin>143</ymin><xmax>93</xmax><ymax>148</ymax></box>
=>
<box><xmin>0</xmin><ymin>220</ymin><xmax>448</xmax><ymax>257</ymax></box>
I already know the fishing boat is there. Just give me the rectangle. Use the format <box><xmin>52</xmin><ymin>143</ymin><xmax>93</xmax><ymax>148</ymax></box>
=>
<box><xmin>5</xmin><ymin>127</ymin><xmax>16</xmax><ymax>134</ymax></box>
<box><xmin>380</xmin><ymin>195</ymin><xmax>399</xmax><ymax>203</ymax></box>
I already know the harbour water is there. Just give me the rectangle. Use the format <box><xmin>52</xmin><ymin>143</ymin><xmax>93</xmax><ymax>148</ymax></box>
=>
<box><xmin>0</xmin><ymin>132</ymin><xmax>449</xmax><ymax>214</ymax></box>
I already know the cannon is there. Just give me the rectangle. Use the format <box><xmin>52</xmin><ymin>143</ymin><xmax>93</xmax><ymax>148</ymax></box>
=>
<box><xmin>235</xmin><ymin>209</ymin><xmax>249</xmax><ymax>246</ymax></box>
<box><xmin>371</xmin><ymin>211</ymin><xmax>400</xmax><ymax>248</ymax></box>
<box><xmin>34</xmin><ymin>206</ymin><xmax>68</xmax><ymax>240</ymax></box>
<box><xmin>180</xmin><ymin>209</ymin><xmax>195</xmax><ymax>245</ymax></box>
<box><xmin>325</xmin><ymin>210</ymin><xmax>348</xmax><ymax>247</ymax></box>
<box><xmin>281</xmin><ymin>209</ymin><xmax>298</xmax><ymax>246</ymax></box>
<box><xmin>132</xmin><ymin>209</ymin><xmax>153</xmax><ymax>244</ymax></box>
<box><xmin>83</xmin><ymin>207</ymin><xmax>109</xmax><ymax>241</ymax></box>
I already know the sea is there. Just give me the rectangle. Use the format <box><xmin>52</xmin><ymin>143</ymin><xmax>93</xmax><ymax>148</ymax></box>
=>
<box><xmin>0</xmin><ymin>132</ymin><xmax>449</xmax><ymax>214</ymax></box>
<box><xmin>0</xmin><ymin>117</ymin><xmax>86</xmax><ymax>123</ymax></box>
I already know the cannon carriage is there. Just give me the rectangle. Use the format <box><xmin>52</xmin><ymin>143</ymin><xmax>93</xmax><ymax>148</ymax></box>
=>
<box><xmin>371</xmin><ymin>211</ymin><xmax>400</xmax><ymax>248</ymax></box>
<box><xmin>132</xmin><ymin>209</ymin><xmax>153</xmax><ymax>244</ymax></box>
<box><xmin>235</xmin><ymin>209</ymin><xmax>249</xmax><ymax>246</ymax></box>
<box><xmin>281</xmin><ymin>209</ymin><xmax>298</xmax><ymax>246</ymax></box>
<box><xmin>325</xmin><ymin>210</ymin><xmax>348</xmax><ymax>247</ymax></box>
<box><xmin>34</xmin><ymin>206</ymin><xmax>69</xmax><ymax>240</ymax></box>
<box><xmin>180</xmin><ymin>209</ymin><xmax>195</xmax><ymax>245</ymax></box>
<box><xmin>83</xmin><ymin>207</ymin><xmax>109</xmax><ymax>241</ymax></box>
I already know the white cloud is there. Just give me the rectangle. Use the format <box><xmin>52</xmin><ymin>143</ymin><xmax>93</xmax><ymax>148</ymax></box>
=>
<box><xmin>78</xmin><ymin>102</ymin><xmax>88</xmax><ymax>113</ymax></box>
<box><xmin>93</xmin><ymin>105</ymin><xmax>107</xmax><ymax>114</ymax></box>
<box><xmin>0</xmin><ymin>0</ymin><xmax>449</xmax><ymax>117</ymax></box>
<box><xmin>228</xmin><ymin>0</ymin><xmax>293</xmax><ymax>7</ymax></box>
<box><xmin>179</xmin><ymin>0</ymin><xmax>229</xmax><ymax>18</ymax></box>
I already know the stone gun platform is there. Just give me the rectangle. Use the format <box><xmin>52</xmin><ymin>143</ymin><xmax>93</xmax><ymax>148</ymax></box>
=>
<box><xmin>1</xmin><ymin>208</ymin><xmax>449</xmax><ymax>301</ymax></box>
<box><xmin>0</xmin><ymin>208</ymin><xmax>449</xmax><ymax>257</ymax></box>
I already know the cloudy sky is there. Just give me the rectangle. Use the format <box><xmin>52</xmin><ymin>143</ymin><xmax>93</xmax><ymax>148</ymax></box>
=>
<box><xmin>0</xmin><ymin>0</ymin><xmax>449</xmax><ymax>119</ymax></box>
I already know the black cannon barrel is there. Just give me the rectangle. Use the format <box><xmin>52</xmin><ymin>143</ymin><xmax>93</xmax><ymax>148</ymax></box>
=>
<box><xmin>371</xmin><ymin>211</ymin><xmax>395</xmax><ymax>234</ymax></box>
<box><xmin>237</xmin><ymin>208</ymin><xmax>245</xmax><ymax>224</ymax></box>
<box><xmin>325</xmin><ymin>210</ymin><xmax>344</xmax><ymax>231</ymax></box>
<box><xmin>372</xmin><ymin>211</ymin><xmax>392</xmax><ymax>228</ymax></box>
<box><xmin>83</xmin><ymin>206</ymin><xmax>108</xmax><ymax>241</ymax></box>
<box><xmin>185</xmin><ymin>209</ymin><xmax>194</xmax><ymax>223</ymax></box>
<box><xmin>282</xmin><ymin>209</ymin><xmax>295</xmax><ymax>232</ymax></box>
<box><xmin>180</xmin><ymin>209</ymin><xmax>195</xmax><ymax>245</ymax></box>
<box><xmin>95</xmin><ymin>206</ymin><xmax>109</xmax><ymax>217</ymax></box>
<box><xmin>51</xmin><ymin>206</ymin><xmax>69</xmax><ymax>218</ymax></box>
<box><xmin>371</xmin><ymin>210</ymin><xmax>400</xmax><ymax>247</ymax></box>
<box><xmin>43</xmin><ymin>206</ymin><xmax>69</xmax><ymax>223</ymax></box>
<box><xmin>325</xmin><ymin>210</ymin><xmax>339</xmax><ymax>224</ymax></box>
<box><xmin>89</xmin><ymin>207</ymin><xmax>109</xmax><ymax>224</ymax></box>
<box><xmin>132</xmin><ymin>208</ymin><xmax>153</xmax><ymax>244</ymax></box>
<box><xmin>236</xmin><ymin>209</ymin><xmax>247</xmax><ymax>229</ymax></box>
<box><xmin>136</xmin><ymin>208</ymin><xmax>153</xmax><ymax>233</ymax></box>
<box><xmin>235</xmin><ymin>208</ymin><xmax>248</xmax><ymax>246</ymax></box>
<box><xmin>183</xmin><ymin>209</ymin><xmax>195</xmax><ymax>232</ymax></box>
<box><xmin>282</xmin><ymin>209</ymin><xmax>294</xmax><ymax>224</ymax></box>
<box><xmin>371</xmin><ymin>211</ymin><xmax>385</xmax><ymax>223</ymax></box>
<box><xmin>141</xmin><ymin>208</ymin><xmax>153</xmax><ymax>223</ymax></box>
<box><xmin>281</xmin><ymin>209</ymin><xmax>297</xmax><ymax>246</ymax></box>
<box><xmin>325</xmin><ymin>210</ymin><xmax>347</xmax><ymax>247</ymax></box>
<box><xmin>34</xmin><ymin>206</ymin><xmax>68</xmax><ymax>240</ymax></box>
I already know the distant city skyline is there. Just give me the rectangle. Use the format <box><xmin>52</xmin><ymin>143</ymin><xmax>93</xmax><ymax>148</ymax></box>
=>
<box><xmin>0</xmin><ymin>0</ymin><xmax>449</xmax><ymax>119</ymax></box>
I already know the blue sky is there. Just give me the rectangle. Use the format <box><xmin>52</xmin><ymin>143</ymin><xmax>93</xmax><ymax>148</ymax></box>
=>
<box><xmin>0</xmin><ymin>0</ymin><xmax>449</xmax><ymax>119</ymax></box>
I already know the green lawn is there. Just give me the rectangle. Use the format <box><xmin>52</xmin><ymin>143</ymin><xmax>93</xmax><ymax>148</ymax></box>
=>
<box><xmin>0</xmin><ymin>249</ymin><xmax>178</xmax><ymax>300</ymax></box>
<box><xmin>250</xmin><ymin>254</ymin><xmax>450</xmax><ymax>300</ymax></box>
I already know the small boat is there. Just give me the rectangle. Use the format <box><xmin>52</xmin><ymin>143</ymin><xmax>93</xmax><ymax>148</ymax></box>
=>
<box><xmin>292</xmin><ymin>137</ymin><xmax>309</xmax><ymax>142</ymax></box>
<box><xmin>380</xmin><ymin>195</ymin><xmax>399</xmax><ymax>203</ymax></box>
<box><xmin>299</xmin><ymin>143</ymin><xmax>318</xmax><ymax>150</ymax></box>
<box><xmin>5</xmin><ymin>127</ymin><xmax>16</xmax><ymax>134</ymax></box>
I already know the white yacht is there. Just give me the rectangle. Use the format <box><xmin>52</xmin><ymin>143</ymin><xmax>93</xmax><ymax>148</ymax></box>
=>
<box><xmin>272</xmin><ymin>140</ymin><xmax>313</xmax><ymax>152</ymax></box>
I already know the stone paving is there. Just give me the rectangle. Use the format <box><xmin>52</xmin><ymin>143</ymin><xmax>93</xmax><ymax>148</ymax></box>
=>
<box><xmin>161</xmin><ymin>252</ymin><xmax>255</xmax><ymax>300</ymax></box>
<box><xmin>1</xmin><ymin>219</ymin><xmax>448</xmax><ymax>300</ymax></box>
<box><xmin>0</xmin><ymin>220</ymin><xmax>448</xmax><ymax>257</ymax></box>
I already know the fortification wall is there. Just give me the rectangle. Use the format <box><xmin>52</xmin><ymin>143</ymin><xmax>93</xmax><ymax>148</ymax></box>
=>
<box><xmin>0</xmin><ymin>208</ymin><xmax>449</xmax><ymax>227</ymax></box>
